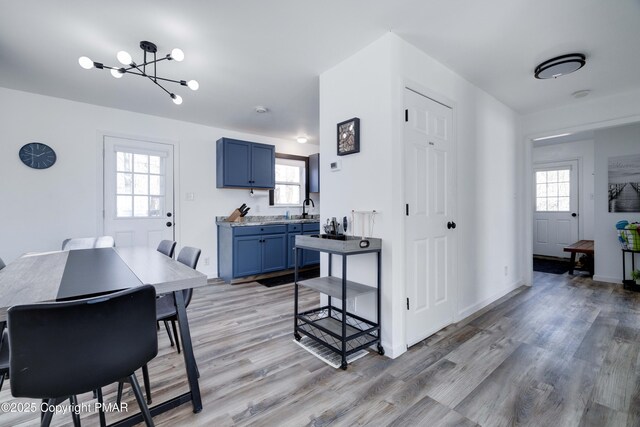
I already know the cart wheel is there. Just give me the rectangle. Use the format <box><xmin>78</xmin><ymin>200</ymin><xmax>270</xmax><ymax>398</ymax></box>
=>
<box><xmin>377</xmin><ymin>345</ymin><xmax>385</xmax><ymax>356</ymax></box>
<box><xmin>294</xmin><ymin>333</ymin><xmax>302</xmax><ymax>341</ymax></box>
<box><xmin>340</xmin><ymin>361</ymin><xmax>348</xmax><ymax>370</ymax></box>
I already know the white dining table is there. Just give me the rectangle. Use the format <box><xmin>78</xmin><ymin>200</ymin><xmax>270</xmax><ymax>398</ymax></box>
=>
<box><xmin>0</xmin><ymin>246</ymin><xmax>207</xmax><ymax>426</ymax></box>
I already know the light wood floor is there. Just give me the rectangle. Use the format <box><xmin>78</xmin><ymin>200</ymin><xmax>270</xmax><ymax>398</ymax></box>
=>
<box><xmin>2</xmin><ymin>271</ymin><xmax>640</xmax><ymax>426</ymax></box>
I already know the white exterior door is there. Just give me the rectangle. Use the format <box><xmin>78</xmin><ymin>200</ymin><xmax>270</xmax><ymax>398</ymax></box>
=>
<box><xmin>404</xmin><ymin>88</ymin><xmax>456</xmax><ymax>347</ymax></box>
<box><xmin>533</xmin><ymin>161</ymin><xmax>579</xmax><ymax>258</ymax></box>
<box><xmin>103</xmin><ymin>136</ymin><xmax>175</xmax><ymax>248</ymax></box>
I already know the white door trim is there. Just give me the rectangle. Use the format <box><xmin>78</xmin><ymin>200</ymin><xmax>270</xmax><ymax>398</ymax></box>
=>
<box><xmin>401</xmin><ymin>83</ymin><xmax>458</xmax><ymax>348</ymax></box>
<box><xmin>96</xmin><ymin>131</ymin><xmax>181</xmax><ymax>247</ymax></box>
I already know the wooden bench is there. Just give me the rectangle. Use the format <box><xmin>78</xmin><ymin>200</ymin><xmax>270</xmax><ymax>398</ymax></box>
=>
<box><xmin>563</xmin><ymin>240</ymin><xmax>594</xmax><ymax>276</ymax></box>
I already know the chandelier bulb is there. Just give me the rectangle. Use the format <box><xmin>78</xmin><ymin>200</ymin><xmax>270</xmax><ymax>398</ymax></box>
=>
<box><xmin>78</xmin><ymin>56</ymin><xmax>94</xmax><ymax>69</ymax></box>
<box><xmin>171</xmin><ymin>48</ymin><xmax>185</xmax><ymax>62</ymax></box>
<box><xmin>187</xmin><ymin>80</ymin><xmax>199</xmax><ymax>91</ymax></box>
<box><xmin>110</xmin><ymin>68</ymin><xmax>124</xmax><ymax>79</ymax></box>
<box><xmin>117</xmin><ymin>51</ymin><xmax>132</xmax><ymax>65</ymax></box>
<box><xmin>171</xmin><ymin>93</ymin><xmax>183</xmax><ymax>105</ymax></box>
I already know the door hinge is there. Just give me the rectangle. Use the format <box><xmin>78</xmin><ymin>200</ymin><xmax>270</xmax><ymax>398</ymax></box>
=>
<box><xmin>406</xmin><ymin>298</ymin><xmax>410</xmax><ymax>310</ymax></box>
<box><xmin>405</xmin><ymin>109</ymin><xmax>408</xmax><ymax>122</ymax></box>
<box><xmin>406</xmin><ymin>204</ymin><xmax>409</xmax><ymax>216</ymax></box>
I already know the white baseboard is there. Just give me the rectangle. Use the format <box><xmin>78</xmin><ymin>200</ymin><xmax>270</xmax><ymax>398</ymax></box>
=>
<box><xmin>593</xmin><ymin>275</ymin><xmax>622</xmax><ymax>284</ymax></box>
<box><xmin>457</xmin><ymin>279</ymin><xmax>524</xmax><ymax>320</ymax></box>
<box><xmin>381</xmin><ymin>341</ymin><xmax>407</xmax><ymax>359</ymax></box>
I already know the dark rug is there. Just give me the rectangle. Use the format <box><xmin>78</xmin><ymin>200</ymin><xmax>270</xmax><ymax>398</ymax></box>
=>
<box><xmin>258</xmin><ymin>267</ymin><xmax>320</xmax><ymax>287</ymax></box>
<box><xmin>533</xmin><ymin>257</ymin><xmax>570</xmax><ymax>275</ymax></box>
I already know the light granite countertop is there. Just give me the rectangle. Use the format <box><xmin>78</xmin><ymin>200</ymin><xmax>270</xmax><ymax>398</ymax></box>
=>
<box><xmin>216</xmin><ymin>215</ymin><xmax>320</xmax><ymax>227</ymax></box>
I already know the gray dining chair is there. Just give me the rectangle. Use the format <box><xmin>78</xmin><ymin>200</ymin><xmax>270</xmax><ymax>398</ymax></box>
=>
<box><xmin>157</xmin><ymin>240</ymin><xmax>177</xmax><ymax>259</ymax></box>
<box><xmin>8</xmin><ymin>285</ymin><xmax>157</xmax><ymax>427</ymax></box>
<box><xmin>156</xmin><ymin>246</ymin><xmax>201</xmax><ymax>353</ymax></box>
<box><xmin>61</xmin><ymin>236</ymin><xmax>115</xmax><ymax>251</ymax></box>
<box><xmin>0</xmin><ymin>330</ymin><xmax>8</xmax><ymax>392</ymax></box>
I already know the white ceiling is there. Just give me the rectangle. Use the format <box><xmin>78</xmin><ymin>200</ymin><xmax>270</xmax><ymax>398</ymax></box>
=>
<box><xmin>1</xmin><ymin>1</ymin><xmax>638</xmax><ymax>143</ymax></box>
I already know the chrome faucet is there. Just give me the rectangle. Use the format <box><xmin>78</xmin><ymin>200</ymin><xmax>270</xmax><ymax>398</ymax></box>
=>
<box><xmin>301</xmin><ymin>198</ymin><xmax>315</xmax><ymax>218</ymax></box>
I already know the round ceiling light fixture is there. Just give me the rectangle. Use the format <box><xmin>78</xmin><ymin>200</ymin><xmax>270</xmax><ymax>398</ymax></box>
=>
<box><xmin>534</xmin><ymin>53</ymin><xmax>586</xmax><ymax>79</ymax></box>
<box><xmin>296</xmin><ymin>136</ymin><xmax>308</xmax><ymax>144</ymax></box>
<box><xmin>255</xmin><ymin>106</ymin><xmax>268</xmax><ymax>113</ymax></box>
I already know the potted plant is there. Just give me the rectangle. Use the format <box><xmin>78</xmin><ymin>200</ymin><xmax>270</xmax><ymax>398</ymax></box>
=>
<box><xmin>632</xmin><ymin>270</ymin><xmax>640</xmax><ymax>285</ymax></box>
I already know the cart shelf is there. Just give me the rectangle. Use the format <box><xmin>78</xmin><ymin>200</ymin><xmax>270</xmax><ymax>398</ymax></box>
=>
<box><xmin>297</xmin><ymin>276</ymin><xmax>376</xmax><ymax>299</ymax></box>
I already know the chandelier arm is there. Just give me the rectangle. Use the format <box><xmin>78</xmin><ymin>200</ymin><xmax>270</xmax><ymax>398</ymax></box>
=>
<box><xmin>120</xmin><ymin>70</ymin><xmax>186</xmax><ymax>85</ymax></box>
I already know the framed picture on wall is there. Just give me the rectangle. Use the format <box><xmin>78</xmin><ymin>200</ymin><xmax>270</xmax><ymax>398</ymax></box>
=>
<box><xmin>337</xmin><ymin>117</ymin><xmax>360</xmax><ymax>156</ymax></box>
<box><xmin>609</xmin><ymin>154</ymin><xmax>640</xmax><ymax>212</ymax></box>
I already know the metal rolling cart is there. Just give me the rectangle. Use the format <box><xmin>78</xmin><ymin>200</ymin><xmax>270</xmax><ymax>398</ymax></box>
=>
<box><xmin>293</xmin><ymin>235</ymin><xmax>383</xmax><ymax>370</ymax></box>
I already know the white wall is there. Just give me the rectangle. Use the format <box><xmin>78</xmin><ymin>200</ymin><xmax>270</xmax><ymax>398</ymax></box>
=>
<box><xmin>0</xmin><ymin>87</ymin><xmax>319</xmax><ymax>277</ymax></box>
<box><xmin>593</xmin><ymin>123</ymin><xmax>640</xmax><ymax>283</ymax></box>
<box><xmin>320</xmin><ymin>33</ymin><xmax>522</xmax><ymax>358</ymax></box>
<box><xmin>533</xmin><ymin>139</ymin><xmax>595</xmax><ymax>240</ymax></box>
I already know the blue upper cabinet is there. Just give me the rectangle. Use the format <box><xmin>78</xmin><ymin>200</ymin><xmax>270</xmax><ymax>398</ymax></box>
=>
<box><xmin>251</xmin><ymin>143</ymin><xmax>275</xmax><ymax>189</ymax></box>
<box><xmin>217</xmin><ymin>138</ymin><xmax>275</xmax><ymax>189</ymax></box>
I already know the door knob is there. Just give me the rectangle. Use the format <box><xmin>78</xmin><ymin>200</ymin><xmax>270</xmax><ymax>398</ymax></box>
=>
<box><xmin>447</xmin><ymin>221</ymin><xmax>456</xmax><ymax>229</ymax></box>
<box><xmin>167</xmin><ymin>212</ymin><xmax>172</xmax><ymax>218</ymax></box>
<box><xmin>166</xmin><ymin>222</ymin><xmax>173</xmax><ymax>227</ymax></box>
<box><xmin>571</xmin><ymin>213</ymin><xmax>577</xmax><ymax>217</ymax></box>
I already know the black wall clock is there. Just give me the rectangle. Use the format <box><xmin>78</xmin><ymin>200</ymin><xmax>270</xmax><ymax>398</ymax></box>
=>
<box><xmin>19</xmin><ymin>143</ymin><xmax>57</xmax><ymax>169</ymax></box>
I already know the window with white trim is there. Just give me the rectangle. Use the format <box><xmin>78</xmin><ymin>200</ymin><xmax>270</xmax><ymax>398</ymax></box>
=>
<box><xmin>115</xmin><ymin>151</ymin><xmax>166</xmax><ymax>217</ymax></box>
<box><xmin>273</xmin><ymin>158</ymin><xmax>305</xmax><ymax>206</ymax></box>
<box><xmin>536</xmin><ymin>168</ymin><xmax>570</xmax><ymax>212</ymax></box>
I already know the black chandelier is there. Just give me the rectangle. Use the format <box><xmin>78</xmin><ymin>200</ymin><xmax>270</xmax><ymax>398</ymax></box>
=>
<box><xmin>78</xmin><ymin>40</ymin><xmax>198</xmax><ymax>105</ymax></box>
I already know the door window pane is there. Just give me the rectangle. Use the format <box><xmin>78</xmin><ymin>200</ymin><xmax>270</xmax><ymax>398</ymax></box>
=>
<box><xmin>149</xmin><ymin>175</ymin><xmax>163</xmax><ymax>196</ymax></box>
<box><xmin>117</xmin><ymin>152</ymin><xmax>132</xmax><ymax>172</ymax></box>
<box><xmin>134</xmin><ymin>154</ymin><xmax>149</xmax><ymax>173</ymax></box>
<box><xmin>134</xmin><ymin>174</ymin><xmax>149</xmax><ymax>195</ymax></box>
<box><xmin>149</xmin><ymin>156</ymin><xmax>161</xmax><ymax>174</ymax></box>
<box><xmin>134</xmin><ymin>196</ymin><xmax>149</xmax><ymax>217</ymax></box>
<box><xmin>117</xmin><ymin>173</ymin><xmax>133</xmax><ymax>194</ymax></box>
<box><xmin>535</xmin><ymin>168</ymin><xmax>571</xmax><ymax>212</ymax></box>
<box><xmin>117</xmin><ymin>195</ymin><xmax>133</xmax><ymax>217</ymax></box>
<box><xmin>149</xmin><ymin>197</ymin><xmax>163</xmax><ymax>217</ymax></box>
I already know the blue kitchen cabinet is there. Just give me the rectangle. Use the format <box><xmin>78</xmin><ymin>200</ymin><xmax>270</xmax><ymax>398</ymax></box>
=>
<box><xmin>287</xmin><ymin>231</ymin><xmax>302</xmax><ymax>268</ymax></box>
<box><xmin>218</xmin><ymin>221</ymin><xmax>319</xmax><ymax>282</ymax></box>
<box><xmin>301</xmin><ymin>222</ymin><xmax>321</xmax><ymax>267</ymax></box>
<box><xmin>262</xmin><ymin>234</ymin><xmax>287</xmax><ymax>272</ymax></box>
<box><xmin>216</xmin><ymin>138</ymin><xmax>275</xmax><ymax>189</ymax></box>
<box><xmin>233</xmin><ymin>235</ymin><xmax>262</xmax><ymax>277</ymax></box>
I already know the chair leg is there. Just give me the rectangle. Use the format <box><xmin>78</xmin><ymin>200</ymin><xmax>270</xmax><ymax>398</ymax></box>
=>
<box><xmin>69</xmin><ymin>395</ymin><xmax>81</xmax><ymax>427</ymax></box>
<box><xmin>116</xmin><ymin>381</ymin><xmax>124</xmax><ymax>405</ymax></box>
<box><xmin>171</xmin><ymin>320</ymin><xmax>181</xmax><ymax>354</ymax></box>
<box><xmin>0</xmin><ymin>373</ymin><xmax>4</xmax><ymax>392</ymax></box>
<box><xmin>41</xmin><ymin>397</ymin><xmax>60</xmax><ymax>427</ymax></box>
<box><xmin>142</xmin><ymin>364</ymin><xmax>152</xmax><ymax>404</ymax></box>
<box><xmin>96</xmin><ymin>388</ymin><xmax>107</xmax><ymax>427</ymax></box>
<box><xmin>163</xmin><ymin>321</ymin><xmax>175</xmax><ymax>347</ymax></box>
<box><xmin>128</xmin><ymin>374</ymin><xmax>155</xmax><ymax>427</ymax></box>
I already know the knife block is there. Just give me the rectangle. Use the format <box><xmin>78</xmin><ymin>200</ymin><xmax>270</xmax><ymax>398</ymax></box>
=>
<box><xmin>227</xmin><ymin>209</ymin><xmax>243</xmax><ymax>222</ymax></box>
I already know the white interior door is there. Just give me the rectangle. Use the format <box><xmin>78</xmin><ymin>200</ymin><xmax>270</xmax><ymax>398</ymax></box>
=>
<box><xmin>404</xmin><ymin>88</ymin><xmax>456</xmax><ymax>347</ymax></box>
<box><xmin>103</xmin><ymin>136</ymin><xmax>175</xmax><ymax>248</ymax></box>
<box><xmin>533</xmin><ymin>161</ymin><xmax>579</xmax><ymax>258</ymax></box>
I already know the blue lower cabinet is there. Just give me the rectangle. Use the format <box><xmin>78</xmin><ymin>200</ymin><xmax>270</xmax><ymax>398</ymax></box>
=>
<box><xmin>302</xmin><ymin>231</ymin><xmax>320</xmax><ymax>266</ymax></box>
<box><xmin>288</xmin><ymin>232</ymin><xmax>301</xmax><ymax>268</ymax></box>
<box><xmin>262</xmin><ymin>234</ymin><xmax>287</xmax><ymax>272</ymax></box>
<box><xmin>233</xmin><ymin>236</ymin><xmax>262</xmax><ymax>277</ymax></box>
